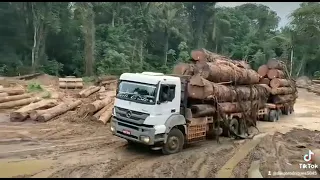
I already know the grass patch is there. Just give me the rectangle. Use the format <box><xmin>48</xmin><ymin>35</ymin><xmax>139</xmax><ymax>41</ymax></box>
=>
<box><xmin>82</xmin><ymin>76</ymin><xmax>95</xmax><ymax>86</ymax></box>
<box><xmin>27</xmin><ymin>82</ymin><xmax>43</xmax><ymax>93</ymax></box>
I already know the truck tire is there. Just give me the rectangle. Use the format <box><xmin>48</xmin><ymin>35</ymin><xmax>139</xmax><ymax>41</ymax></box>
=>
<box><xmin>229</xmin><ymin>118</ymin><xmax>239</xmax><ymax>137</ymax></box>
<box><xmin>283</xmin><ymin>106</ymin><xmax>289</xmax><ymax>115</ymax></box>
<box><xmin>162</xmin><ymin>128</ymin><xmax>184</xmax><ymax>155</ymax></box>
<box><xmin>269</xmin><ymin>110</ymin><xmax>278</xmax><ymax>122</ymax></box>
<box><xmin>238</xmin><ymin>120</ymin><xmax>246</xmax><ymax>136</ymax></box>
<box><xmin>277</xmin><ymin>109</ymin><xmax>282</xmax><ymax>120</ymax></box>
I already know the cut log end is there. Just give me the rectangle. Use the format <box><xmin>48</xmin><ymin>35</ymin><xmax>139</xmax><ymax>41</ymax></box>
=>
<box><xmin>257</xmin><ymin>65</ymin><xmax>269</xmax><ymax>78</ymax></box>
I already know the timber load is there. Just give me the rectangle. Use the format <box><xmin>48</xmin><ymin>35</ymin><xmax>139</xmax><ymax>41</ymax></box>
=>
<box><xmin>173</xmin><ymin>49</ymin><xmax>270</xmax><ymax>124</ymax></box>
<box><xmin>257</xmin><ymin>58</ymin><xmax>298</xmax><ymax>105</ymax></box>
<box><xmin>59</xmin><ymin>77</ymin><xmax>83</xmax><ymax>89</ymax></box>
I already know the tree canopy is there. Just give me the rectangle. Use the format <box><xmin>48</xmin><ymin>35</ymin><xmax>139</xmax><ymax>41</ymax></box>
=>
<box><xmin>0</xmin><ymin>2</ymin><xmax>319</xmax><ymax>78</ymax></box>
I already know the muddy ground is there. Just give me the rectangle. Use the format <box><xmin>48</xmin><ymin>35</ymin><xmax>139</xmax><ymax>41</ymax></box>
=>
<box><xmin>0</xmin><ymin>88</ymin><xmax>320</xmax><ymax>178</ymax></box>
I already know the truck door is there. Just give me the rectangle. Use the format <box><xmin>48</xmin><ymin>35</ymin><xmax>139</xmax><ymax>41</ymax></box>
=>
<box><xmin>157</xmin><ymin>84</ymin><xmax>179</xmax><ymax>115</ymax></box>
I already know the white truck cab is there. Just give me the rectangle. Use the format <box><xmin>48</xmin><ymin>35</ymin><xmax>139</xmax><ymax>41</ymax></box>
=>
<box><xmin>110</xmin><ymin>72</ymin><xmax>188</xmax><ymax>154</ymax></box>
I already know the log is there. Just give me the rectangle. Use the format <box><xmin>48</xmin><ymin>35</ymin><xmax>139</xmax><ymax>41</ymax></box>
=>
<box><xmin>59</xmin><ymin>82</ymin><xmax>83</xmax><ymax>89</ymax></box>
<box><xmin>10</xmin><ymin>99</ymin><xmax>58</xmax><ymax>122</ymax></box>
<box><xmin>98</xmin><ymin>86</ymin><xmax>106</xmax><ymax>93</ymax></box>
<box><xmin>271</xmin><ymin>94</ymin><xmax>298</xmax><ymax>104</ymax></box>
<box><xmin>194</xmin><ymin>61</ymin><xmax>260</xmax><ymax>84</ymax></box>
<box><xmin>257</xmin><ymin>65</ymin><xmax>269</xmax><ymax>78</ymax></box>
<box><xmin>257</xmin><ymin>84</ymin><xmax>272</xmax><ymax>93</ymax></box>
<box><xmin>13</xmin><ymin>73</ymin><xmax>42</xmax><ymax>80</ymax></box>
<box><xmin>0</xmin><ymin>92</ymin><xmax>8</xmax><ymax>97</ymax></box>
<box><xmin>92</xmin><ymin>100</ymin><xmax>114</xmax><ymax>121</ymax></box>
<box><xmin>80</xmin><ymin>86</ymin><xmax>101</xmax><ymax>98</ymax></box>
<box><xmin>100</xmin><ymin>79</ymin><xmax>117</xmax><ymax>86</ymax></box>
<box><xmin>58</xmin><ymin>78</ymin><xmax>83</xmax><ymax>82</ymax></box>
<box><xmin>77</xmin><ymin>86</ymin><xmax>95</xmax><ymax>98</ymax></box>
<box><xmin>218</xmin><ymin>100</ymin><xmax>264</xmax><ymax>113</ymax></box>
<box><xmin>271</xmin><ymin>87</ymin><xmax>295</xmax><ymax>95</ymax></box>
<box><xmin>86</xmin><ymin>98</ymin><xmax>112</xmax><ymax>114</ymax></box>
<box><xmin>267</xmin><ymin>59</ymin><xmax>284</xmax><ymax>70</ymax></box>
<box><xmin>188</xmin><ymin>75</ymin><xmax>269</xmax><ymax>102</ymax></box>
<box><xmin>190</xmin><ymin>104</ymin><xmax>216</xmax><ymax>118</ymax></box>
<box><xmin>172</xmin><ymin>63</ymin><xmax>195</xmax><ymax>75</ymax></box>
<box><xmin>270</xmin><ymin>78</ymin><xmax>292</xmax><ymax>88</ymax></box>
<box><xmin>267</xmin><ymin>69</ymin><xmax>285</xmax><ymax>79</ymax></box>
<box><xmin>98</xmin><ymin>107</ymin><xmax>113</xmax><ymax>124</ymax></box>
<box><xmin>29</xmin><ymin>109</ymin><xmax>47</xmax><ymax>121</ymax></box>
<box><xmin>97</xmin><ymin>75</ymin><xmax>118</xmax><ymax>82</ymax></box>
<box><xmin>36</xmin><ymin>100</ymin><xmax>82</xmax><ymax>122</ymax></box>
<box><xmin>0</xmin><ymin>93</ymin><xmax>32</xmax><ymax>103</ymax></box>
<box><xmin>99</xmin><ymin>91</ymin><xmax>116</xmax><ymax>99</ymax></box>
<box><xmin>312</xmin><ymin>79</ymin><xmax>320</xmax><ymax>84</ymax></box>
<box><xmin>0</xmin><ymin>88</ymin><xmax>25</xmax><ymax>95</ymax></box>
<box><xmin>259</xmin><ymin>78</ymin><xmax>270</xmax><ymax>85</ymax></box>
<box><xmin>0</xmin><ymin>97</ymin><xmax>41</xmax><ymax>109</ymax></box>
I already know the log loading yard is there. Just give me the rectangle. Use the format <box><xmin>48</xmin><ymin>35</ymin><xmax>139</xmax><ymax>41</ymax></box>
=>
<box><xmin>0</xmin><ymin>49</ymin><xmax>320</xmax><ymax>178</ymax></box>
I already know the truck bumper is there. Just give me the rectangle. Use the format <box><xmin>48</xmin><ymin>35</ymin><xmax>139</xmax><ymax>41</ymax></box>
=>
<box><xmin>110</xmin><ymin>117</ymin><xmax>165</xmax><ymax>146</ymax></box>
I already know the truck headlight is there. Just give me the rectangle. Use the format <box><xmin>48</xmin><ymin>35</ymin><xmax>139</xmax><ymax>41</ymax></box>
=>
<box><xmin>140</xmin><ymin>136</ymin><xmax>150</xmax><ymax>143</ymax></box>
<box><xmin>110</xmin><ymin>126</ymin><xmax>115</xmax><ymax>132</ymax></box>
<box><xmin>112</xmin><ymin>107</ymin><xmax>116</xmax><ymax>116</ymax></box>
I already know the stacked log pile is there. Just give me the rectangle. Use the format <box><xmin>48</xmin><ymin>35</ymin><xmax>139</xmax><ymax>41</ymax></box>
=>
<box><xmin>257</xmin><ymin>59</ymin><xmax>298</xmax><ymax>104</ymax></box>
<box><xmin>97</xmin><ymin>76</ymin><xmax>118</xmax><ymax>91</ymax></box>
<box><xmin>59</xmin><ymin>77</ymin><xmax>83</xmax><ymax>89</ymax></box>
<box><xmin>173</xmin><ymin>48</ymin><xmax>270</xmax><ymax>121</ymax></box>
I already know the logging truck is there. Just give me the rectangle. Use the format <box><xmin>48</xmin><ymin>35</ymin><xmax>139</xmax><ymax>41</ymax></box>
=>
<box><xmin>110</xmin><ymin>72</ymin><xmax>294</xmax><ymax>155</ymax></box>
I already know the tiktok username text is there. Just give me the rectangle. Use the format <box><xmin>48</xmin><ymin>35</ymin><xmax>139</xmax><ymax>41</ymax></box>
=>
<box><xmin>268</xmin><ymin>171</ymin><xmax>317</xmax><ymax>176</ymax></box>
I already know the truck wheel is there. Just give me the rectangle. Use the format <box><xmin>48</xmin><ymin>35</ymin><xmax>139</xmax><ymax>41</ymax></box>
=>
<box><xmin>277</xmin><ymin>110</ymin><xmax>282</xmax><ymax>120</ymax></box>
<box><xmin>238</xmin><ymin>120</ymin><xmax>246</xmax><ymax>136</ymax></box>
<box><xmin>162</xmin><ymin>128</ymin><xmax>184</xmax><ymax>155</ymax></box>
<box><xmin>269</xmin><ymin>110</ymin><xmax>278</xmax><ymax>122</ymax></box>
<box><xmin>263</xmin><ymin>114</ymin><xmax>269</xmax><ymax>121</ymax></box>
<box><xmin>283</xmin><ymin>106</ymin><xmax>289</xmax><ymax>115</ymax></box>
<box><xmin>289</xmin><ymin>105</ymin><xmax>294</xmax><ymax>114</ymax></box>
<box><xmin>229</xmin><ymin>118</ymin><xmax>239</xmax><ymax>137</ymax></box>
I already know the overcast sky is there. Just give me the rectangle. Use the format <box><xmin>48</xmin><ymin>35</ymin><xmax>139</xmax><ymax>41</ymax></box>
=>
<box><xmin>217</xmin><ymin>2</ymin><xmax>302</xmax><ymax>27</ymax></box>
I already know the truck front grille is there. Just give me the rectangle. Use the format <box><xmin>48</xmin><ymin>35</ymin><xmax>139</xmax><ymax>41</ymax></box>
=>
<box><xmin>114</xmin><ymin>106</ymin><xmax>149</xmax><ymax>124</ymax></box>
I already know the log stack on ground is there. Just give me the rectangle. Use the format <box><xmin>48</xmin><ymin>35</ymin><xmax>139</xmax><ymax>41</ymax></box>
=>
<box><xmin>78</xmin><ymin>86</ymin><xmax>101</xmax><ymax>98</ymax></box>
<box><xmin>59</xmin><ymin>77</ymin><xmax>83</xmax><ymax>89</ymax></box>
<box><xmin>257</xmin><ymin>58</ymin><xmax>297</xmax><ymax>105</ymax></box>
<box><xmin>173</xmin><ymin>49</ymin><xmax>270</xmax><ymax>125</ymax></box>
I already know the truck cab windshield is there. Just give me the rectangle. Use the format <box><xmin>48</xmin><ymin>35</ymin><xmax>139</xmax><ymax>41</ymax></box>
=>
<box><xmin>116</xmin><ymin>81</ymin><xmax>157</xmax><ymax>104</ymax></box>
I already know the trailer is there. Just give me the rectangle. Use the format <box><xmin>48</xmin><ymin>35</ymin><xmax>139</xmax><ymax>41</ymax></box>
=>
<box><xmin>257</xmin><ymin>102</ymin><xmax>295</xmax><ymax>122</ymax></box>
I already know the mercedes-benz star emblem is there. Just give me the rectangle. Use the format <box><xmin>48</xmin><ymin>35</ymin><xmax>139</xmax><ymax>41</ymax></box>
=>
<box><xmin>126</xmin><ymin>110</ymin><xmax>132</xmax><ymax>118</ymax></box>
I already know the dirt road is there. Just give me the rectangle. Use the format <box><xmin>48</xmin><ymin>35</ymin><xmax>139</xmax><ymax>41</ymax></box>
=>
<box><xmin>0</xmin><ymin>88</ymin><xmax>319</xmax><ymax>178</ymax></box>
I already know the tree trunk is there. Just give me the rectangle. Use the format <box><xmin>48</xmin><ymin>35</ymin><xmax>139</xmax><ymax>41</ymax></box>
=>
<box><xmin>195</xmin><ymin>3</ymin><xmax>205</xmax><ymax>48</ymax></box>
<box><xmin>85</xmin><ymin>98</ymin><xmax>112</xmax><ymax>115</ymax></box>
<box><xmin>257</xmin><ymin>65</ymin><xmax>269</xmax><ymax>77</ymax></box>
<box><xmin>93</xmin><ymin>101</ymin><xmax>113</xmax><ymax>121</ymax></box>
<box><xmin>190</xmin><ymin>104</ymin><xmax>216</xmax><ymax>118</ymax></box>
<box><xmin>111</xmin><ymin>10</ymin><xmax>115</xmax><ymax>28</ymax></box>
<box><xmin>270</xmin><ymin>78</ymin><xmax>293</xmax><ymax>88</ymax></box>
<box><xmin>187</xmin><ymin>75</ymin><xmax>269</xmax><ymax>102</ymax></box>
<box><xmin>163</xmin><ymin>27</ymin><xmax>169</xmax><ymax>66</ymax></box>
<box><xmin>36</xmin><ymin>100</ymin><xmax>82</xmax><ymax>122</ymax></box>
<box><xmin>290</xmin><ymin>47</ymin><xmax>293</xmax><ymax>76</ymax></box>
<box><xmin>0</xmin><ymin>88</ymin><xmax>25</xmax><ymax>95</ymax></box>
<box><xmin>271</xmin><ymin>87</ymin><xmax>296</xmax><ymax>95</ymax></box>
<box><xmin>193</xmin><ymin>61</ymin><xmax>260</xmax><ymax>85</ymax></box>
<box><xmin>0</xmin><ymin>97</ymin><xmax>41</xmax><ymax>109</ymax></box>
<box><xmin>267</xmin><ymin>69</ymin><xmax>285</xmax><ymax>79</ymax></box>
<box><xmin>218</xmin><ymin>100</ymin><xmax>264</xmax><ymax>113</ymax></box>
<box><xmin>98</xmin><ymin>108</ymin><xmax>113</xmax><ymax>124</ymax></box>
<box><xmin>83</xmin><ymin>4</ymin><xmax>95</xmax><ymax>76</ymax></box>
<box><xmin>79</xmin><ymin>86</ymin><xmax>100</xmax><ymax>98</ymax></box>
<box><xmin>31</xmin><ymin>22</ymin><xmax>38</xmax><ymax>73</ymax></box>
<box><xmin>139</xmin><ymin>39</ymin><xmax>144</xmax><ymax>70</ymax></box>
<box><xmin>0</xmin><ymin>93</ymin><xmax>32</xmax><ymax>103</ymax></box>
<box><xmin>271</xmin><ymin>94</ymin><xmax>297</xmax><ymax>104</ymax></box>
<box><xmin>10</xmin><ymin>99</ymin><xmax>58</xmax><ymax>122</ymax></box>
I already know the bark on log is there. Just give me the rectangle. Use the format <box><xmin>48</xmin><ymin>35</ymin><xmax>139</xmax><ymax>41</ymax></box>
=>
<box><xmin>257</xmin><ymin>84</ymin><xmax>272</xmax><ymax>93</ymax></box>
<box><xmin>0</xmin><ymin>97</ymin><xmax>41</xmax><ymax>109</ymax></box>
<box><xmin>0</xmin><ymin>92</ymin><xmax>8</xmax><ymax>97</ymax></box>
<box><xmin>194</xmin><ymin>61</ymin><xmax>259</xmax><ymax>84</ymax></box>
<box><xmin>80</xmin><ymin>86</ymin><xmax>101</xmax><ymax>98</ymax></box>
<box><xmin>172</xmin><ymin>63</ymin><xmax>195</xmax><ymax>75</ymax></box>
<box><xmin>10</xmin><ymin>99</ymin><xmax>58</xmax><ymax>122</ymax></box>
<box><xmin>98</xmin><ymin>107</ymin><xmax>113</xmax><ymax>124</ymax></box>
<box><xmin>187</xmin><ymin>75</ymin><xmax>269</xmax><ymax>102</ymax></box>
<box><xmin>86</xmin><ymin>98</ymin><xmax>112</xmax><ymax>115</ymax></box>
<box><xmin>267</xmin><ymin>69</ymin><xmax>285</xmax><ymax>79</ymax></box>
<box><xmin>267</xmin><ymin>59</ymin><xmax>284</xmax><ymax>70</ymax></box>
<box><xmin>270</xmin><ymin>78</ymin><xmax>292</xmax><ymax>88</ymax></box>
<box><xmin>259</xmin><ymin>78</ymin><xmax>270</xmax><ymax>85</ymax></box>
<box><xmin>99</xmin><ymin>91</ymin><xmax>116</xmax><ymax>100</ymax></box>
<box><xmin>93</xmin><ymin>101</ymin><xmax>114</xmax><ymax>121</ymax></box>
<box><xmin>190</xmin><ymin>104</ymin><xmax>216</xmax><ymax>118</ymax></box>
<box><xmin>58</xmin><ymin>78</ymin><xmax>83</xmax><ymax>82</ymax></box>
<box><xmin>0</xmin><ymin>88</ymin><xmax>25</xmax><ymax>95</ymax></box>
<box><xmin>218</xmin><ymin>100</ymin><xmax>264</xmax><ymax>113</ymax></box>
<box><xmin>257</xmin><ymin>65</ymin><xmax>269</xmax><ymax>78</ymax></box>
<box><xmin>271</xmin><ymin>87</ymin><xmax>295</xmax><ymax>95</ymax></box>
<box><xmin>77</xmin><ymin>86</ymin><xmax>95</xmax><ymax>98</ymax></box>
<box><xmin>99</xmin><ymin>86</ymin><xmax>106</xmax><ymax>93</ymax></box>
<box><xmin>0</xmin><ymin>93</ymin><xmax>32</xmax><ymax>103</ymax></box>
<box><xmin>271</xmin><ymin>94</ymin><xmax>298</xmax><ymax>104</ymax></box>
<box><xmin>59</xmin><ymin>82</ymin><xmax>83</xmax><ymax>89</ymax></box>
<box><xmin>36</xmin><ymin>100</ymin><xmax>82</xmax><ymax>122</ymax></box>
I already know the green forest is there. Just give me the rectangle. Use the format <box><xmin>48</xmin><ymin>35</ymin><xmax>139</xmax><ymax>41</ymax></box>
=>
<box><xmin>1</xmin><ymin>2</ymin><xmax>320</xmax><ymax>78</ymax></box>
